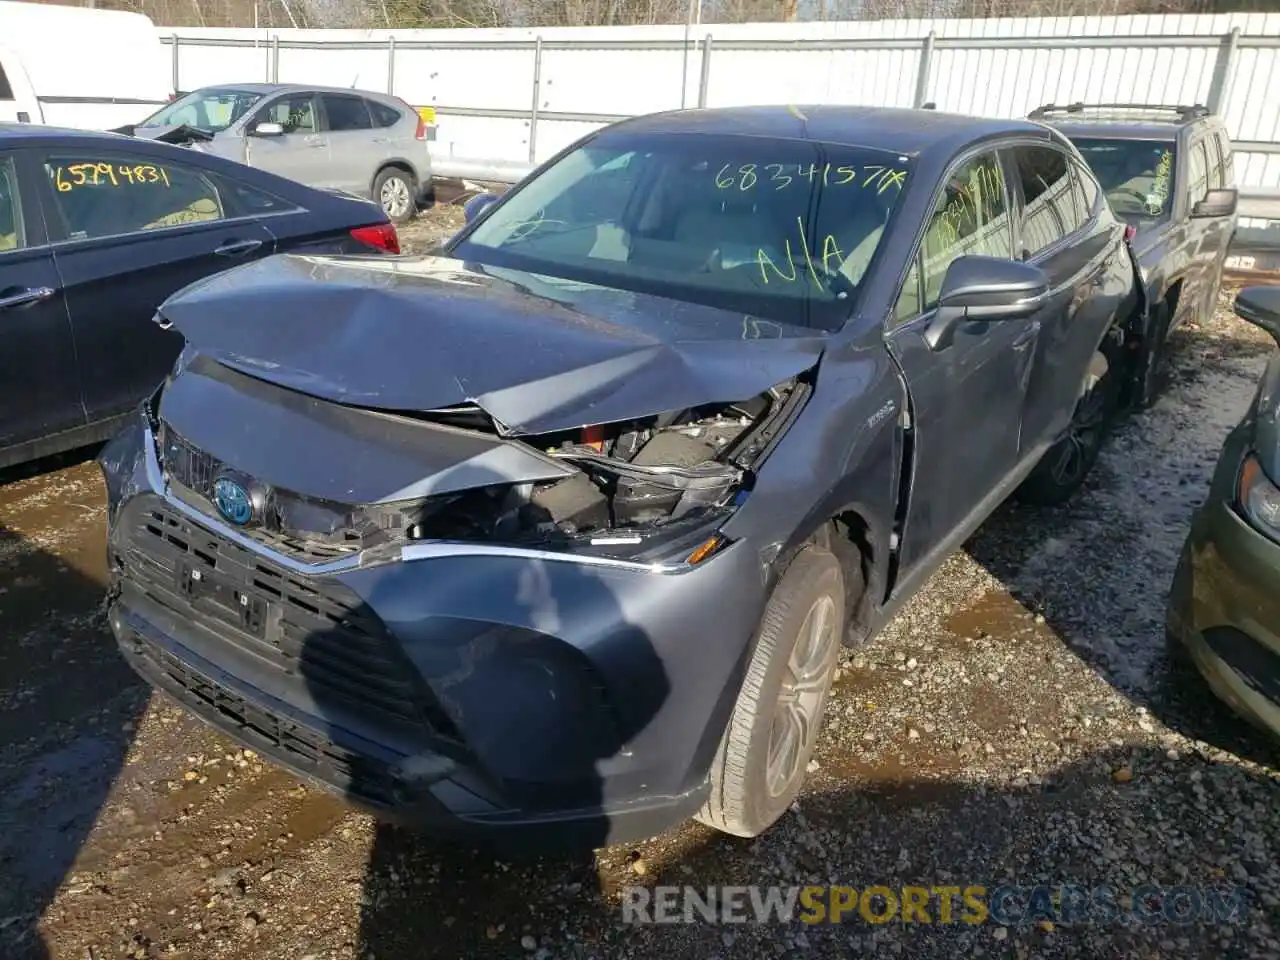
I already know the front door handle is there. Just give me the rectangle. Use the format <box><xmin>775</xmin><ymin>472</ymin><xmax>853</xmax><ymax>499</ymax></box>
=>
<box><xmin>214</xmin><ymin>239</ymin><xmax>264</xmax><ymax>258</ymax></box>
<box><xmin>0</xmin><ymin>286</ymin><xmax>55</xmax><ymax>310</ymax></box>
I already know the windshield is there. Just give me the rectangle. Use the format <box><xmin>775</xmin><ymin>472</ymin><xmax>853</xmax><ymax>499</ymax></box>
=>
<box><xmin>451</xmin><ymin>133</ymin><xmax>914</xmax><ymax>331</ymax></box>
<box><xmin>1069</xmin><ymin>137</ymin><xmax>1176</xmax><ymax>224</ymax></box>
<box><xmin>138</xmin><ymin>88</ymin><xmax>265</xmax><ymax>134</ymax></box>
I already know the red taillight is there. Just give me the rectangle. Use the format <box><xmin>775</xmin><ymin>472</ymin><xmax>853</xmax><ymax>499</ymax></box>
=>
<box><xmin>399</xmin><ymin>99</ymin><xmax>428</xmax><ymax>141</ymax></box>
<box><xmin>1124</xmin><ymin>224</ymin><xmax>1137</xmax><ymax>243</ymax></box>
<box><xmin>350</xmin><ymin>222</ymin><xmax>400</xmax><ymax>254</ymax></box>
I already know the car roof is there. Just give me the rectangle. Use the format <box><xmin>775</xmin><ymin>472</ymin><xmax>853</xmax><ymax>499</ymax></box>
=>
<box><xmin>191</xmin><ymin>82</ymin><xmax>402</xmax><ymax>101</ymax></box>
<box><xmin>597</xmin><ymin>105</ymin><xmax>1051</xmax><ymax>158</ymax></box>
<box><xmin>1029</xmin><ymin>103</ymin><xmax>1212</xmax><ymax>140</ymax></box>
<box><xmin>0</xmin><ymin>123</ymin><xmax>134</xmax><ymax>143</ymax></box>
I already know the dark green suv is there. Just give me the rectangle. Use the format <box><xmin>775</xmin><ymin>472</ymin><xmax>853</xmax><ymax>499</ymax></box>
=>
<box><xmin>1030</xmin><ymin>103</ymin><xmax>1238</xmax><ymax>406</ymax></box>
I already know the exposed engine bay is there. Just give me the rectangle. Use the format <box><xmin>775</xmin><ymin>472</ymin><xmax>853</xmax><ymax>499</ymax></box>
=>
<box><xmin>152</xmin><ymin>373</ymin><xmax>809</xmax><ymax>560</ymax></box>
<box><xmin>397</xmin><ymin>378</ymin><xmax>807</xmax><ymax>548</ymax></box>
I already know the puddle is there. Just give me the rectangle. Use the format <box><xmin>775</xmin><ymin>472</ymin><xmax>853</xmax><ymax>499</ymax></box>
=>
<box><xmin>943</xmin><ymin>589</ymin><xmax>1041</xmax><ymax>643</ymax></box>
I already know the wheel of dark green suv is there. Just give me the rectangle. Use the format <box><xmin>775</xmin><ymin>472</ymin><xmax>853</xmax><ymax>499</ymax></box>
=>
<box><xmin>1017</xmin><ymin>346</ymin><xmax>1122</xmax><ymax>507</ymax></box>
<box><xmin>375</xmin><ymin>167</ymin><xmax>417</xmax><ymax>225</ymax></box>
<box><xmin>695</xmin><ymin>544</ymin><xmax>852</xmax><ymax>838</ymax></box>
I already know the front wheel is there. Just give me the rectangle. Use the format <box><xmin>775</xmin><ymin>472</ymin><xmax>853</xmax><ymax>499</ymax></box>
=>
<box><xmin>695</xmin><ymin>545</ymin><xmax>851</xmax><ymax>838</ymax></box>
<box><xmin>374</xmin><ymin>168</ymin><xmax>417</xmax><ymax>225</ymax></box>
<box><xmin>1133</xmin><ymin>301</ymin><xmax>1173</xmax><ymax>409</ymax></box>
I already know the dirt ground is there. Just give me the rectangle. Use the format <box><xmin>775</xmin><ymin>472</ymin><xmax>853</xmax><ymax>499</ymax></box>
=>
<box><xmin>1</xmin><ymin>208</ymin><xmax>1278</xmax><ymax>959</ymax></box>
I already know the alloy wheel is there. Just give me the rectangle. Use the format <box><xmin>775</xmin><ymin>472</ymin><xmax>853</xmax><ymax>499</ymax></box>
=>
<box><xmin>380</xmin><ymin>176</ymin><xmax>412</xmax><ymax>220</ymax></box>
<box><xmin>765</xmin><ymin>593</ymin><xmax>838</xmax><ymax>799</ymax></box>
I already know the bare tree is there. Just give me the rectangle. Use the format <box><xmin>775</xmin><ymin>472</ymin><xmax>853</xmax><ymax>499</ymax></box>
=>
<box><xmin>23</xmin><ymin>0</ymin><xmax>1275</xmax><ymax>29</ymax></box>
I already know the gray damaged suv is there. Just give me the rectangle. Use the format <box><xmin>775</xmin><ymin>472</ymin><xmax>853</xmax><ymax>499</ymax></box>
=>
<box><xmin>101</xmin><ymin>106</ymin><xmax>1138</xmax><ymax>847</ymax></box>
<box><xmin>121</xmin><ymin>84</ymin><xmax>434</xmax><ymax>224</ymax></box>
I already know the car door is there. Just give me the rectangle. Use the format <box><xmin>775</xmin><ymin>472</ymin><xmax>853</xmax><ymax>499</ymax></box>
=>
<box><xmin>1003</xmin><ymin>142</ymin><xmax>1120</xmax><ymax>453</ymax></box>
<box><xmin>317</xmin><ymin>93</ymin><xmax>385</xmax><ymax>197</ymax></box>
<box><xmin>1178</xmin><ymin>137</ymin><xmax>1213</xmax><ymax>323</ymax></box>
<box><xmin>1199</xmin><ymin>131</ymin><xmax>1235</xmax><ymax>305</ymax></box>
<box><xmin>37</xmin><ymin>146</ymin><xmax>276</xmax><ymax>425</ymax></box>
<box><xmin>885</xmin><ymin>147</ymin><xmax>1035</xmax><ymax>574</ymax></box>
<box><xmin>242</xmin><ymin>92</ymin><xmax>332</xmax><ymax>187</ymax></box>
<box><xmin>0</xmin><ymin>150</ymin><xmax>84</xmax><ymax>455</ymax></box>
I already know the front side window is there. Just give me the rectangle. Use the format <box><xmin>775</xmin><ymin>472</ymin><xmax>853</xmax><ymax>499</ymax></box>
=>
<box><xmin>1012</xmin><ymin>146</ymin><xmax>1079</xmax><ymax>257</ymax></box>
<box><xmin>137</xmin><ymin>88</ymin><xmax>264</xmax><ymax>134</ymax></box>
<box><xmin>1218</xmin><ymin>133</ymin><xmax>1236</xmax><ymax>187</ymax></box>
<box><xmin>322</xmin><ymin>95</ymin><xmax>372</xmax><ymax>132</ymax></box>
<box><xmin>453</xmin><ymin>133</ymin><xmax>914</xmax><ymax>331</ymax></box>
<box><xmin>0</xmin><ymin>65</ymin><xmax>13</xmax><ymax>101</ymax></box>
<box><xmin>1068</xmin><ymin>137</ymin><xmax>1175</xmax><ymax>224</ymax></box>
<box><xmin>1186</xmin><ymin>141</ymin><xmax>1209</xmax><ymax>207</ymax></box>
<box><xmin>1206</xmin><ymin>134</ymin><xmax>1225</xmax><ymax>190</ymax></box>
<box><xmin>0</xmin><ymin>157</ymin><xmax>25</xmax><ymax>251</ymax></box>
<box><xmin>45</xmin><ymin>155</ymin><xmax>225</xmax><ymax>241</ymax></box>
<box><xmin>910</xmin><ymin>151</ymin><xmax>1011</xmax><ymax>315</ymax></box>
<box><xmin>255</xmin><ymin>95</ymin><xmax>318</xmax><ymax>134</ymax></box>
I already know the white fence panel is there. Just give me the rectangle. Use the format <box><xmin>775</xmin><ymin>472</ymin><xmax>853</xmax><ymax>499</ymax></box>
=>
<box><xmin>160</xmin><ymin>14</ymin><xmax>1280</xmax><ymax>190</ymax></box>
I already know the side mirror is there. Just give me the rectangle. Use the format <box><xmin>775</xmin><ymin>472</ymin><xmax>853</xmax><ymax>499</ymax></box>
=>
<box><xmin>1191</xmin><ymin>187</ymin><xmax>1237</xmax><ymax>219</ymax></box>
<box><xmin>251</xmin><ymin>121</ymin><xmax>284</xmax><ymax>137</ymax></box>
<box><xmin>1234</xmin><ymin>285</ymin><xmax>1280</xmax><ymax>345</ymax></box>
<box><xmin>463</xmin><ymin>192</ymin><xmax>500</xmax><ymax>224</ymax></box>
<box><xmin>924</xmin><ymin>255</ymin><xmax>1051</xmax><ymax>352</ymax></box>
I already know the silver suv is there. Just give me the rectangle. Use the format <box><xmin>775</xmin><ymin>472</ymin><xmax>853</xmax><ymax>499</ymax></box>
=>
<box><xmin>127</xmin><ymin>83</ymin><xmax>433</xmax><ymax>223</ymax></box>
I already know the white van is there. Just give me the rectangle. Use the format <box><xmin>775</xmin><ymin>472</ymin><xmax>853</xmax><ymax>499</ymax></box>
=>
<box><xmin>0</xmin><ymin>1</ymin><xmax>171</xmax><ymax>130</ymax></box>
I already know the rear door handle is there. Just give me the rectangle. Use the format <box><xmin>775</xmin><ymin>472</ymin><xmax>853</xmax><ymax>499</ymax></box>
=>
<box><xmin>214</xmin><ymin>239</ymin><xmax>264</xmax><ymax>257</ymax></box>
<box><xmin>0</xmin><ymin>286</ymin><xmax>55</xmax><ymax>310</ymax></box>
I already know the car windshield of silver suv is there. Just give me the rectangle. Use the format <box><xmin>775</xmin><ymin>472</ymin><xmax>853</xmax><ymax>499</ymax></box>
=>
<box><xmin>1068</xmin><ymin>137</ymin><xmax>1176</xmax><ymax>225</ymax></box>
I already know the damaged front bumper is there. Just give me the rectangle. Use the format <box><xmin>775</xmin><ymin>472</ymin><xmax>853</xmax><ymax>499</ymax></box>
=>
<box><xmin>100</xmin><ymin>411</ymin><xmax>769</xmax><ymax>847</ymax></box>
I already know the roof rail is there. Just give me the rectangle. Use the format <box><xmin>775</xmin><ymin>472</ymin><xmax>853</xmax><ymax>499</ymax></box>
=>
<box><xmin>1028</xmin><ymin>102</ymin><xmax>1210</xmax><ymax>122</ymax></box>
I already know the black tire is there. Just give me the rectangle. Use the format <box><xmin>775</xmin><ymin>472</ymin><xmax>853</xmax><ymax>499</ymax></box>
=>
<box><xmin>1016</xmin><ymin>346</ymin><xmax>1122</xmax><ymax>507</ymax></box>
<box><xmin>1133</xmin><ymin>301</ymin><xmax>1173</xmax><ymax>409</ymax></box>
<box><xmin>695</xmin><ymin>544</ymin><xmax>852</xmax><ymax>838</ymax></box>
<box><xmin>374</xmin><ymin>167</ymin><xmax>417</xmax><ymax>225</ymax></box>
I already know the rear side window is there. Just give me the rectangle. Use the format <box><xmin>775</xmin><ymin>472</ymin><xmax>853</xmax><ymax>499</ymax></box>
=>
<box><xmin>0</xmin><ymin>157</ymin><xmax>25</xmax><ymax>251</ymax></box>
<box><xmin>322</xmin><ymin>95</ymin><xmax>372</xmax><ymax>132</ymax></box>
<box><xmin>44</xmin><ymin>155</ymin><xmax>226</xmax><ymax>240</ymax></box>
<box><xmin>212</xmin><ymin>172</ymin><xmax>300</xmax><ymax>217</ymax></box>
<box><xmin>1011</xmin><ymin>146</ymin><xmax>1081</xmax><ymax>257</ymax></box>
<box><xmin>0</xmin><ymin>64</ymin><xmax>12</xmax><ymax>101</ymax></box>
<box><xmin>369</xmin><ymin>100</ymin><xmax>401</xmax><ymax>128</ymax></box>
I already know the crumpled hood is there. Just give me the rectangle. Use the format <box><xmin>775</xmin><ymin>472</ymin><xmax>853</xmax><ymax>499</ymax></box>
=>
<box><xmin>120</xmin><ymin>122</ymin><xmax>215</xmax><ymax>144</ymax></box>
<box><xmin>159</xmin><ymin>253</ymin><xmax>828</xmax><ymax>435</ymax></box>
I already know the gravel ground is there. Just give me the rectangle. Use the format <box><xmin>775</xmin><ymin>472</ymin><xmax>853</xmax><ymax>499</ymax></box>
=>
<box><xmin>0</xmin><ymin>207</ymin><xmax>1277</xmax><ymax>959</ymax></box>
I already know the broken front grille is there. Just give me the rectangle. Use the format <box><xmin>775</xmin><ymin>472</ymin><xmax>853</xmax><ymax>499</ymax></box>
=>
<box><xmin>157</xmin><ymin>423</ymin><xmax>366</xmax><ymax>564</ymax></box>
<box><xmin>121</xmin><ymin>494</ymin><xmax>457</xmax><ymax>741</ymax></box>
